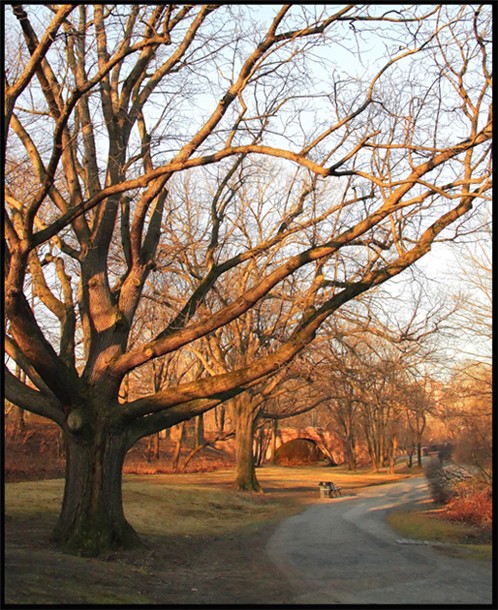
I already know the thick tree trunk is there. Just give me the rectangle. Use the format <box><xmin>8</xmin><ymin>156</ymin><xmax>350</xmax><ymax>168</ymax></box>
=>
<box><xmin>195</xmin><ymin>414</ymin><xmax>204</xmax><ymax>447</ymax></box>
<box><xmin>406</xmin><ymin>448</ymin><xmax>414</xmax><ymax>468</ymax></box>
<box><xmin>253</xmin><ymin>426</ymin><xmax>268</xmax><ymax>466</ymax></box>
<box><xmin>380</xmin><ymin>432</ymin><xmax>387</xmax><ymax>468</ymax></box>
<box><xmin>344</xmin><ymin>433</ymin><xmax>357</xmax><ymax>471</ymax></box>
<box><xmin>9</xmin><ymin>405</ymin><xmax>26</xmax><ymax>439</ymax></box>
<box><xmin>215</xmin><ymin>404</ymin><xmax>225</xmax><ymax>433</ymax></box>
<box><xmin>270</xmin><ymin>418</ymin><xmax>278</xmax><ymax>464</ymax></box>
<box><xmin>416</xmin><ymin>441</ymin><xmax>423</xmax><ymax>468</ymax></box>
<box><xmin>235</xmin><ymin>402</ymin><xmax>261</xmax><ymax>492</ymax></box>
<box><xmin>389</xmin><ymin>435</ymin><xmax>398</xmax><ymax>475</ymax></box>
<box><xmin>171</xmin><ymin>422</ymin><xmax>185</xmax><ymax>471</ymax></box>
<box><xmin>416</xmin><ymin>415</ymin><xmax>426</xmax><ymax>468</ymax></box>
<box><xmin>147</xmin><ymin>433</ymin><xmax>160</xmax><ymax>461</ymax></box>
<box><xmin>51</xmin><ymin>425</ymin><xmax>139</xmax><ymax>557</ymax></box>
<box><xmin>10</xmin><ymin>366</ymin><xmax>27</xmax><ymax>438</ymax></box>
<box><xmin>364</xmin><ymin>429</ymin><xmax>380</xmax><ymax>472</ymax></box>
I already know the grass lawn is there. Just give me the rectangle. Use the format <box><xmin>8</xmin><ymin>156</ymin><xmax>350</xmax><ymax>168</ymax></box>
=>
<box><xmin>4</xmin><ymin>464</ymin><xmax>409</xmax><ymax>539</ymax></box>
<box><xmin>4</xmin><ymin>465</ymin><xmax>491</xmax><ymax>604</ymax></box>
<box><xmin>4</xmin><ymin>464</ymin><xmax>410</xmax><ymax>605</ymax></box>
<box><xmin>386</xmin><ymin>504</ymin><xmax>492</xmax><ymax>561</ymax></box>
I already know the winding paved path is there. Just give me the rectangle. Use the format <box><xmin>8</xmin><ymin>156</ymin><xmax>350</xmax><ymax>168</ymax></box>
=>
<box><xmin>266</xmin><ymin>477</ymin><xmax>493</xmax><ymax>605</ymax></box>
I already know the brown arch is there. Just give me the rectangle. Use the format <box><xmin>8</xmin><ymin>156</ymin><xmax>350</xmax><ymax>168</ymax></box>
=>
<box><xmin>274</xmin><ymin>431</ymin><xmax>336</xmax><ymax>465</ymax></box>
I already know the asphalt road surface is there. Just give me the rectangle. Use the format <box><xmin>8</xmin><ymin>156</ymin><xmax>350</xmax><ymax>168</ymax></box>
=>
<box><xmin>266</xmin><ymin>476</ymin><xmax>493</xmax><ymax>605</ymax></box>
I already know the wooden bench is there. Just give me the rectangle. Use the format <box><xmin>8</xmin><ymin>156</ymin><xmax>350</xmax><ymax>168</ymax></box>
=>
<box><xmin>318</xmin><ymin>481</ymin><xmax>342</xmax><ymax>498</ymax></box>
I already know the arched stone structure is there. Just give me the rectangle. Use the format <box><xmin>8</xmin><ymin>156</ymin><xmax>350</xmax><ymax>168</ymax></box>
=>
<box><xmin>265</xmin><ymin>427</ymin><xmax>342</xmax><ymax>465</ymax></box>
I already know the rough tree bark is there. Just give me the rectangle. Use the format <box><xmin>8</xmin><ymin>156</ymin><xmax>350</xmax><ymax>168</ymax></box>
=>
<box><xmin>270</xmin><ymin>419</ymin><xmax>278</xmax><ymax>465</ymax></box>
<box><xmin>234</xmin><ymin>398</ymin><xmax>262</xmax><ymax>492</ymax></box>
<box><xmin>52</xmin><ymin>410</ymin><xmax>138</xmax><ymax>555</ymax></box>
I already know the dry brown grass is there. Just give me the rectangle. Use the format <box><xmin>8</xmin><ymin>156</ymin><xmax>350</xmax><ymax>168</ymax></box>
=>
<box><xmin>126</xmin><ymin>463</ymin><xmax>410</xmax><ymax>493</ymax></box>
<box><xmin>1</xmin><ymin>465</ymin><xmax>444</xmax><ymax>605</ymax></box>
<box><xmin>5</xmin><ymin>465</ymin><xmax>408</xmax><ymax>540</ymax></box>
<box><xmin>4</xmin><ymin>471</ymin><xmax>300</xmax><ymax>606</ymax></box>
<box><xmin>119</xmin><ymin>464</ymin><xmax>412</xmax><ymax>535</ymax></box>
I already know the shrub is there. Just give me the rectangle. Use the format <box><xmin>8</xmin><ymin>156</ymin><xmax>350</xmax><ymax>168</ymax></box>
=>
<box><xmin>443</xmin><ymin>482</ymin><xmax>492</xmax><ymax>531</ymax></box>
<box><xmin>424</xmin><ymin>460</ymin><xmax>455</xmax><ymax>504</ymax></box>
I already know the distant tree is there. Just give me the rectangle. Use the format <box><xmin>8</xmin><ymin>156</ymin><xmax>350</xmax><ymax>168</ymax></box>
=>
<box><xmin>452</xmin><ymin>224</ymin><xmax>492</xmax><ymax>365</ymax></box>
<box><xmin>438</xmin><ymin>218</ymin><xmax>492</xmax><ymax>481</ymax></box>
<box><xmin>440</xmin><ymin>361</ymin><xmax>492</xmax><ymax>483</ymax></box>
<box><xmin>4</xmin><ymin>5</ymin><xmax>492</xmax><ymax>555</ymax></box>
<box><xmin>308</xmin><ymin>285</ymin><xmax>454</xmax><ymax>472</ymax></box>
<box><xmin>258</xmin><ymin>355</ymin><xmax>333</xmax><ymax>465</ymax></box>
<box><xmin>309</xmin><ymin>334</ymin><xmax>363</xmax><ymax>471</ymax></box>
<box><xmin>401</xmin><ymin>377</ymin><xmax>434</xmax><ymax>468</ymax></box>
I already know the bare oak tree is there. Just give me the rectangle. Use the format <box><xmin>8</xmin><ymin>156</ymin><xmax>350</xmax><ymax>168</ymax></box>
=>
<box><xmin>4</xmin><ymin>5</ymin><xmax>492</xmax><ymax>555</ymax></box>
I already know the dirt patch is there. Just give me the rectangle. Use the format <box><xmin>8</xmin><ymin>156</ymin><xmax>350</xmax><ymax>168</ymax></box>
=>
<box><xmin>4</xmin><ymin>479</ymin><xmax>303</xmax><ymax>606</ymax></box>
<box><xmin>4</xmin><ymin>517</ymin><xmax>295</xmax><ymax>605</ymax></box>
